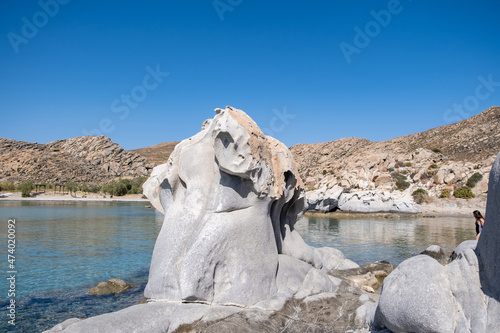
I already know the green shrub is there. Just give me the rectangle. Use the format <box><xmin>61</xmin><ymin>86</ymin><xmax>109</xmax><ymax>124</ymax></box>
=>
<box><xmin>129</xmin><ymin>176</ymin><xmax>147</xmax><ymax>194</ymax></box>
<box><xmin>391</xmin><ymin>172</ymin><xmax>410</xmax><ymax>190</ymax></box>
<box><xmin>412</xmin><ymin>188</ymin><xmax>429</xmax><ymax>204</ymax></box>
<box><xmin>88</xmin><ymin>183</ymin><xmax>101</xmax><ymax>193</ymax></box>
<box><xmin>405</xmin><ymin>162</ymin><xmax>412</xmax><ymax>167</ymax></box>
<box><xmin>454</xmin><ymin>186</ymin><xmax>475</xmax><ymax>199</ymax></box>
<box><xmin>440</xmin><ymin>189</ymin><xmax>451</xmax><ymax>198</ymax></box>
<box><xmin>19</xmin><ymin>181</ymin><xmax>34</xmax><ymax>197</ymax></box>
<box><xmin>466</xmin><ymin>172</ymin><xmax>483</xmax><ymax>188</ymax></box>
<box><xmin>431</xmin><ymin>148</ymin><xmax>442</xmax><ymax>154</ymax></box>
<box><xmin>101</xmin><ymin>179</ymin><xmax>135</xmax><ymax>196</ymax></box>
<box><xmin>428</xmin><ymin>164</ymin><xmax>439</xmax><ymax>170</ymax></box>
<box><xmin>0</xmin><ymin>181</ymin><xmax>16</xmax><ymax>191</ymax></box>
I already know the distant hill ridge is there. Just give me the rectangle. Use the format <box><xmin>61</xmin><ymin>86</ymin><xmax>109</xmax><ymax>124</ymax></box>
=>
<box><xmin>130</xmin><ymin>141</ymin><xmax>179</xmax><ymax>165</ymax></box>
<box><xmin>290</xmin><ymin>106</ymin><xmax>499</xmax><ymax>195</ymax></box>
<box><xmin>0</xmin><ymin>106</ymin><xmax>498</xmax><ymax>187</ymax></box>
<box><xmin>291</xmin><ymin>106</ymin><xmax>500</xmax><ymax>164</ymax></box>
<box><xmin>0</xmin><ymin>136</ymin><xmax>153</xmax><ymax>184</ymax></box>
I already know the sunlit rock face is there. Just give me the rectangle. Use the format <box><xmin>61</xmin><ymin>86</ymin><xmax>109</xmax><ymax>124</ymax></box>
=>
<box><xmin>142</xmin><ymin>106</ymin><xmax>352</xmax><ymax>305</ymax></box>
<box><xmin>374</xmin><ymin>151</ymin><xmax>500</xmax><ymax>333</ymax></box>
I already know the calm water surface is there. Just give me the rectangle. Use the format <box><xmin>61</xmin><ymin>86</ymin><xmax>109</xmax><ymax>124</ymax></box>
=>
<box><xmin>0</xmin><ymin>201</ymin><xmax>476</xmax><ymax>332</ymax></box>
<box><xmin>296</xmin><ymin>215</ymin><xmax>476</xmax><ymax>266</ymax></box>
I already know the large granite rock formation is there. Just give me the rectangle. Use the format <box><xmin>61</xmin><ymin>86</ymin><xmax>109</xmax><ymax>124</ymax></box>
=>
<box><xmin>373</xmin><ymin>151</ymin><xmax>500</xmax><ymax>332</ymax></box>
<box><xmin>49</xmin><ymin>107</ymin><xmax>376</xmax><ymax>333</ymax></box>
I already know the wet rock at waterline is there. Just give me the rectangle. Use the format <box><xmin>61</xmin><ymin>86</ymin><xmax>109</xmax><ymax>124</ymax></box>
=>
<box><xmin>52</xmin><ymin>107</ymin><xmax>376</xmax><ymax>332</ymax></box>
<box><xmin>88</xmin><ymin>279</ymin><xmax>132</xmax><ymax>296</ymax></box>
<box><xmin>373</xmin><ymin>151</ymin><xmax>500</xmax><ymax>332</ymax></box>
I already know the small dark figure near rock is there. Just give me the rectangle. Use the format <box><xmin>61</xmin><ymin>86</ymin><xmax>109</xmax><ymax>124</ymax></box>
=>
<box><xmin>473</xmin><ymin>210</ymin><xmax>485</xmax><ymax>240</ymax></box>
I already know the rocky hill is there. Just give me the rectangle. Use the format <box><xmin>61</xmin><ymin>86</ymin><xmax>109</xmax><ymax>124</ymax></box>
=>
<box><xmin>0</xmin><ymin>136</ymin><xmax>154</xmax><ymax>184</ymax></box>
<box><xmin>129</xmin><ymin>141</ymin><xmax>179</xmax><ymax>165</ymax></box>
<box><xmin>290</xmin><ymin>106</ymin><xmax>500</xmax><ymax>207</ymax></box>
<box><xmin>1</xmin><ymin>106</ymin><xmax>498</xmax><ymax>201</ymax></box>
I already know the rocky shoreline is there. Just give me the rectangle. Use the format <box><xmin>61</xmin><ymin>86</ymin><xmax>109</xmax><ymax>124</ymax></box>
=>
<box><xmin>42</xmin><ymin>107</ymin><xmax>500</xmax><ymax>333</ymax></box>
<box><xmin>0</xmin><ymin>191</ymin><xmax>149</xmax><ymax>202</ymax></box>
<box><xmin>1</xmin><ymin>191</ymin><xmax>485</xmax><ymax>218</ymax></box>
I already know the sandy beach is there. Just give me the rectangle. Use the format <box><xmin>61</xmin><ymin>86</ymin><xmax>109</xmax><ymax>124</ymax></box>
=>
<box><xmin>1</xmin><ymin>190</ymin><xmax>486</xmax><ymax>217</ymax></box>
<box><xmin>0</xmin><ymin>191</ymin><xmax>150</xmax><ymax>203</ymax></box>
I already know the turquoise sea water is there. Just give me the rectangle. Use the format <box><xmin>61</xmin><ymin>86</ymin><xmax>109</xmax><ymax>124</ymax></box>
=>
<box><xmin>0</xmin><ymin>201</ymin><xmax>476</xmax><ymax>332</ymax></box>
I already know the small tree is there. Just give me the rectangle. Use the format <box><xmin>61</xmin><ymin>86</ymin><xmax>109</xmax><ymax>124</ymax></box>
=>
<box><xmin>65</xmin><ymin>182</ymin><xmax>79</xmax><ymax>196</ymax></box>
<box><xmin>19</xmin><ymin>181</ymin><xmax>34</xmax><ymax>197</ymax></box>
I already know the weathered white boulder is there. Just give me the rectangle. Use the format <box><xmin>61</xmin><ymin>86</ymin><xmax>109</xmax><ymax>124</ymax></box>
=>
<box><xmin>306</xmin><ymin>187</ymin><xmax>421</xmax><ymax>214</ymax></box>
<box><xmin>306</xmin><ymin>185</ymin><xmax>343</xmax><ymax>212</ymax></box>
<box><xmin>375</xmin><ymin>255</ymin><xmax>458</xmax><ymax>332</ymax></box>
<box><xmin>143</xmin><ymin>106</ymin><xmax>319</xmax><ymax>304</ymax></box>
<box><xmin>338</xmin><ymin>190</ymin><xmax>421</xmax><ymax>214</ymax></box>
<box><xmin>373</xmin><ymin>151</ymin><xmax>500</xmax><ymax>332</ymax></box>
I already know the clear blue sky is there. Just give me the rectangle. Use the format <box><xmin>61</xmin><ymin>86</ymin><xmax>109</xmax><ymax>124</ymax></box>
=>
<box><xmin>1</xmin><ymin>0</ymin><xmax>499</xmax><ymax>150</ymax></box>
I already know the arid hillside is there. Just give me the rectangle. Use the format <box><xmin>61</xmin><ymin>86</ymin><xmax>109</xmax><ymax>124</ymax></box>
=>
<box><xmin>1</xmin><ymin>107</ymin><xmax>498</xmax><ymax>194</ymax></box>
<box><xmin>129</xmin><ymin>141</ymin><xmax>179</xmax><ymax>165</ymax></box>
<box><xmin>290</xmin><ymin>106</ymin><xmax>499</xmax><ymax>197</ymax></box>
<box><xmin>0</xmin><ymin>136</ymin><xmax>154</xmax><ymax>184</ymax></box>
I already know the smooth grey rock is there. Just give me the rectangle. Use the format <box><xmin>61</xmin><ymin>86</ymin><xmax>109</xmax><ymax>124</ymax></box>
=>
<box><xmin>477</xmin><ymin>151</ymin><xmax>500</xmax><ymax>331</ymax></box>
<box><xmin>43</xmin><ymin>318</ymin><xmax>81</xmax><ymax>333</ymax></box>
<box><xmin>447</xmin><ymin>247</ymin><xmax>486</xmax><ymax>332</ymax></box>
<box><xmin>314</xmin><ymin>246</ymin><xmax>360</xmax><ymax>271</ymax></box>
<box><xmin>450</xmin><ymin>239</ymin><xmax>477</xmax><ymax>262</ymax></box>
<box><xmin>375</xmin><ymin>255</ymin><xmax>457</xmax><ymax>333</ymax></box>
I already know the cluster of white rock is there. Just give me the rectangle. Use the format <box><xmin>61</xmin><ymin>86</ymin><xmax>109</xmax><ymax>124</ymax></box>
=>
<box><xmin>307</xmin><ymin>185</ymin><xmax>422</xmax><ymax>213</ymax></box>
<box><xmin>295</xmin><ymin>143</ymin><xmax>492</xmax><ymax>213</ymax></box>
